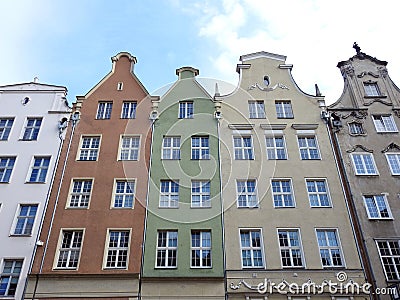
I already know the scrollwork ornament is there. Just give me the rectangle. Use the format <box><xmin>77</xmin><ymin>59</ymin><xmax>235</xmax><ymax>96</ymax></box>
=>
<box><xmin>342</xmin><ymin>64</ymin><xmax>354</xmax><ymax>77</ymax></box>
<box><xmin>378</xmin><ymin>66</ymin><xmax>388</xmax><ymax>78</ymax></box>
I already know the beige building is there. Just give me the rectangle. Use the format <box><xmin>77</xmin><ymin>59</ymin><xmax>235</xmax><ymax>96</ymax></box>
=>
<box><xmin>329</xmin><ymin>45</ymin><xmax>400</xmax><ymax>299</ymax></box>
<box><xmin>216</xmin><ymin>51</ymin><xmax>366</xmax><ymax>299</ymax></box>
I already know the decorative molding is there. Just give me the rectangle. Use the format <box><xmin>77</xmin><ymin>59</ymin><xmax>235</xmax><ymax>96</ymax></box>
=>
<box><xmin>260</xmin><ymin>124</ymin><xmax>287</xmax><ymax>130</ymax></box>
<box><xmin>378</xmin><ymin>66</ymin><xmax>388</xmax><ymax>78</ymax></box>
<box><xmin>363</xmin><ymin>98</ymin><xmax>392</xmax><ymax>106</ymax></box>
<box><xmin>393</xmin><ymin>109</ymin><xmax>400</xmax><ymax>118</ymax></box>
<box><xmin>341</xmin><ymin>64</ymin><xmax>355</xmax><ymax>77</ymax></box>
<box><xmin>382</xmin><ymin>142</ymin><xmax>400</xmax><ymax>153</ymax></box>
<box><xmin>340</xmin><ymin>110</ymin><xmax>368</xmax><ymax>119</ymax></box>
<box><xmin>291</xmin><ymin>124</ymin><xmax>319</xmax><ymax>130</ymax></box>
<box><xmin>248</xmin><ymin>82</ymin><xmax>289</xmax><ymax>91</ymax></box>
<box><xmin>228</xmin><ymin>124</ymin><xmax>254</xmax><ymax>130</ymax></box>
<box><xmin>357</xmin><ymin>71</ymin><xmax>379</xmax><ymax>78</ymax></box>
<box><xmin>346</xmin><ymin>144</ymin><xmax>374</xmax><ymax>153</ymax></box>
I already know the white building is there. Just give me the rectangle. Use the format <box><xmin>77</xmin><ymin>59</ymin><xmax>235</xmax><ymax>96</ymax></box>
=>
<box><xmin>0</xmin><ymin>81</ymin><xmax>70</xmax><ymax>299</ymax></box>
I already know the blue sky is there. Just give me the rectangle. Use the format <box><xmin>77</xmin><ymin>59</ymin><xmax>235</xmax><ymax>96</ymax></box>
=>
<box><xmin>1</xmin><ymin>0</ymin><xmax>399</xmax><ymax>104</ymax></box>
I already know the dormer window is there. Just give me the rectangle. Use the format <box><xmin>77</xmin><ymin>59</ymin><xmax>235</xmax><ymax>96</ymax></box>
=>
<box><xmin>363</xmin><ymin>82</ymin><xmax>380</xmax><ymax>97</ymax></box>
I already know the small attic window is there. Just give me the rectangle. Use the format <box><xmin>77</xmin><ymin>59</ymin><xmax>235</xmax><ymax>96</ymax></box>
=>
<box><xmin>117</xmin><ymin>82</ymin><xmax>123</xmax><ymax>91</ymax></box>
<box><xmin>263</xmin><ymin>75</ymin><xmax>270</xmax><ymax>86</ymax></box>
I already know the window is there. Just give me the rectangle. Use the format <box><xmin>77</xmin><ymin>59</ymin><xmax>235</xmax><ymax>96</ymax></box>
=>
<box><xmin>14</xmin><ymin>204</ymin><xmax>38</xmax><ymax>235</ymax></box>
<box><xmin>233</xmin><ymin>136</ymin><xmax>254</xmax><ymax>160</ymax></box>
<box><xmin>275</xmin><ymin>101</ymin><xmax>293</xmax><ymax>118</ymax></box>
<box><xmin>240</xmin><ymin>229</ymin><xmax>264</xmax><ymax>268</ymax></box>
<box><xmin>22</xmin><ymin>117</ymin><xmax>42</xmax><ymax>140</ymax></box>
<box><xmin>191</xmin><ymin>181</ymin><xmax>211</xmax><ymax>208</ymax></box>
<box><xmin>191</xmin><ymin>231</ymin><xmax>211</xmax><ymax>268</ymax></box>
<box><xmin>297</xmin><ymin>136</ymin><xmax>320</xmax><ymax>160</ymax></box>
<box><xmin>78</xmin><ymin>136</ymin><xmax>100</xmax><ymax>161</ymax></box>
<box><xmin>248</xmin><ymin>101</ymin><xmax>265</xmax><ymax>118</ymax></box>
<box><xmin>364</xmin><ymin>82</ymin><xmax>380</xmax><ymax>96</ymax></box>
<box><xmin>0</xmin><ymin>259</ymin><xmax>23</xmax><ymax>297</ymax></box>
<box><xmin>278</xmin><ymin>229</ymin><xmax>304</xmax><ymax>267</ymax></box>
<box><xmin>316</xmin><ymin>229</ymin><xmax>343</xmax><ymax>267</ymax></box>
<box><xmin>372</xmin><ymin>115</ymin><xmax>398</xmax><ymax>133</ymax></box>
<box><xmin>119</xmin><ymin>136</ymin><xmax>140</xmax><ymax>160</ymax></box>
<box><xmin>351</xmin><ymin>153</ymin><xmax>378</xmax><ymax>175</ymax></box>
<box><xmin>236</xmin><ymin>180</ymin><xmax>258</xmax><ymax>208</ymax></box>
<box><xmin>265</xmin><ymin>136</ymin><xmax>287</xmax><ymax>160</ymax></box>
<box><xmin>56</xmin><ymin>230</ymin><xmax>83</xmax><ymax>269</ymax></box>
<box><xmin>113</xmin><ymin>180</ymin><xmax>135</xmax><ymax>208</ymax></box>
<box><xmin>68</xmin><ymin>179</ymin><xmax>93</xmax><ymax>208</ymax></box>
<box><xmin>117</xmin><ymin>82</ymin><xmax>123</xmax><ymax>91</ymax></box>
<box><xmin>191</xmin><ymin>136</ymin><xmax>209</xmax><ymax>160</ymax></box>
<box><xmin>28</xmin><ymin>157</ymin><xmax>50</xmax><ymax>183</ymax></box>
<box><xmin>348</xmin><ymin>122</ymin><xmax>365</xmax><ymax>135</ymax></box>
<box><xmin>159</xmin><ymin>180</ymin><xmax>179</xmax><ymax>208</ymax></box>
<box><xmin>156</xmin><ymin>231</ymin><xmax>178</xmax><ymax>268</ymax></box>
<box><xmin>271</xmin><ymin>179</ymin><xmax>294</xmax><ymax>207</ymax></box>
<box><xmin>105</xmin><ymin>230</ymin><xmax>130</xmax><ymax>269</ymax></box>
<box><xmin>121</xmin><ymin>101</ymin><xmax>137</xmax><ymax>119</ymax></box>
<box><xmin>364</xmin><ymin>195</ymin><xmax>392</xmax><ymax>219</ymax></box>
<box><xmin>179</xmin><ymin>101</ymin><xmax>193</xmax><ymax>119</ymax></box>
<box><xmin>306</xmin><ymin>179</ymin><xmax>331</xmax><ymax>207</ymax></box>
<box><xmin>96</xmin><ymin>102</ymin><xmax>113</xmax><ymax>119</ymax></box>
<box><xmin>377</xmin><ymin>240</ymin><xmax>400</xmax><ymax>280</ymax></box>
<box><xmin>162</xmin><ymin>137</ymin><xmax>180</xmax><ymax>159</ymax></box>
<box><xmin>0</xmin><ymin>118</ymin><xmax>14</xmax><ymax>140</ymax></box>
<box><xmin>386</xmin><ymin>153</ymin><xmax>400</xmax><ymax>175</ymax></box>
<box><xmin>0</xmin><ymin>157</ymin><xmax>16</xmax><ymax>183</ymax></box>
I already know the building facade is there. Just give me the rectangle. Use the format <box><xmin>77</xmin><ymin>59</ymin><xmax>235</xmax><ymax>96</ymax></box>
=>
<box><xmin>216</xmin><ymin>51</ymin><xmax>366</xmax><ymax>299</ymax></box>
<box><xmin>328</xmin><ymin>47</ymin><xmax>400</xmax><ymax>299</ymax></box>
<box><xmin>25</xmin><ymin>52</ymin><xmax>156</xmax><ymax>299</ymax></box>
<box><xmin>0</xmin><ymin>81</ymin><xmax>70</xmax><ymax>299</ymax></box>
<box><xmin>141</xmin><ymin>67</ymin><xmax>225</xmax><ymax>299</ymax></box>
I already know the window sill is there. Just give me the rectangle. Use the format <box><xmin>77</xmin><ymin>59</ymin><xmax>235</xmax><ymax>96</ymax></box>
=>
<box><xmin>111</xmin><ymin>207</ymin><xmax>134</xmax><ymax>210</ymax></box>
<box><xmin>158</xmin><ymin>206</ymin><xmax>179</xmax><ymax>209</ymax></box>
<box><xmin>310</xmin><ymin>206</ymin><xmax>332</xmax><ymax>208</ymax></box>
<box><xmin>191</xmin><ymin>206</ymin><xmax>212</xmax><ymax>209</ymax></box>
<box><xmin>19</xmin><ymin>139</ymin><xmax>38</xmax><ymax>141</ymax></box>
<box><xmin>25</xmin><ymin>181</ymin><xmax>46</xmax><ymax>184</ymax></box>
<box><xmin>9</xmin><ymin>234</ymin><xmax>32</xmax><ymax>237</ymax></box>
<box><xmin>190</xmin><ymin>266</ymin><xmax>212</xmax><ymax>269</ymax></box>
<box><xmin>364</xmin><ymin>95</ymin><xmax>387</xmax><ymax>99</ymax></box>
<box><xmin>154</xmin><ymin>267</ymin><xmax>177</xmax><ymax>269</ymax></box>
<box><xmin>0</xmin><ymin>182</ymin><xmax>10</xmax><ymax>184</ymax></box>
<box><xmin>368</xmin><ymin>218</ymin><xmax>394</xmax><ymax>221</ymax></box>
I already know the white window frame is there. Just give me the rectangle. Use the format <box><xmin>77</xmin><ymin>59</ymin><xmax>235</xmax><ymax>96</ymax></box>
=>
<box><xmin>118</xmin><ymin>135</ymin><xmax>140</xmax><ymax>161</ymax></box>
<box><xmin>121</xmin><ymin>101</ymin><xmax>137</xmax><ymax>119</ymax></box>
<box><xmin>162</xmin><ymin>136</ymin><xmax>181</xmax><ymax>160</ymax></box>
<box><xmin>350</xmin><ymin>153</ymin><xmax>378</xmax><ymax>175</ymax></box>
<box><xmin>372</xmin><ymin>115</ymin><xmax>398</xmax><ymax>133</ymax></box>
<box><xmin>239</xmin><ymin>229</ymin><xmax>265</xmax><ymax>268</ymax></box>
<box><xmin>11</xmin><ymin>204</ymin><xmax>38</xmax><ymax>236</ymax></box>
<box><xmin>386</xmin><ymin>153</ymin><xmax>400</xmax><ymax>175</ymax></box>
<box><xmin>0</xmin><ymin>118</ymin><xmax>14</xmax><ymax>141</ymax></box>
<box><xmin>348</xmin><ymin>122</ymin><xmax>365</xmax><ymax>135</ymax></box>
<box><xmin>275</xmin><ymin>100</ymin><xmax>294</xmax><ymax>118</ymax></box>
<box><xmin>0</xmin><ymin>259</ymin><xmax>23</xmax><ymax>297</ymax></box>
<box><xmin>236</xmin><ymin>179</ymin><xmax>258</xmax><ymax>208</ymax></box>
<box><xmin>376</xmin><ymin>240</ymin><xmax>400</xmax><ymax>281</ymax></box>
<box><xmin>54</xmin><ymin>229</ymin><xmax>84</xmax><ymax>270</ymax></box>
<box><xmin>179</xmin><ymin>101</ymin><xmax>194</xmax><ymax>119</ymax></box>
<box><xmin>96</xmin><ymin>101</ymin><xmax>113</xmax><ymax>119</ymax></box>
<box><xmin>233</xmin><ymin>136</ymin><xmax>254</xmax><ymax>160</ymax></box>
<box><xmin>315</xmin><ymin>229</ymin><xmax>345</xmax><ymax>268</ymax></box>
<box><xmin>363</xmin><ymin>195</ymin><xmax>393</xmax><ymax>220</ymax></box>
<box><xmin>156</xmin><ymin>230</ymin><xmax>178</xmax><ymax>268</ymax></box>
<box><xmin>191</xmin><ymin>180</ymin><xmax>211</xmax><ymax>208</ymax></box>
<box><xmin>277</xmin><ymin>228</ymin><xmax>305</xmax><ymax>268</ymax></box>
<box><xmin>271</xmin><ymin>179</ymin><xmax>295</xmax><ymax>208</ymax></box>
<box><xmin>77</xmin><ymin>135</ymin><xmax>101</xmax><ymax>161</ymax></box>
<box><xmin>67</xmin><ymin>178</ymin><xmax>93</xmax><ymax>209</ymax></box>
<box><xmin>297</xmin><ymin>135</ymin><xmax>320</xmax><ymax>160</ymax></box>
<box><xmin>191</xmin><ymin>230</ymin><xmax>212</xmax><ymax>268</ymax></box>
<box><xmin>117</xmin><ymin>82</ymin><xmax>124</xmax><ymax>91</ymax></box>
<box><xmin>111</xmin><ymin>179</ymin><xmax>135</xmax><ymax>209</ymax></box>
<box><xmin>21</xmin><ymin>117</ymin><xmax>42</xmax><ymax>141</ymax></box>
<box><xmin>363</xmin><ymin>82</ymin><xmax>381</xmax><ymax>97</ymax></box>
<box><xmin>191</xmin><ymin>136</ymin><xmax>210</xmax><ymax>160</ymax></box>
<box><xmin>103</xmin><ymin>229</ymin><xmax>131</xmax><ymax>269</ymax></box>
<box><xmin>248</xmin><ymin>100</ymin><xmax>266</xmax><ymax>119</ymax></box>
<box><xmin>305</xmin><ymin>178</ymin><xmax>332</xmax><ymax>207</ymax></box>
<box><xmin>27</xmin><ymin>156</ymin><xmax>51</xmax><ymax>183</ymax></box>
<box><xmin>159</xmin><ymin>180</ymin><xmax>179</xmax><ymax>208</ymax></box>
<box><xmin>0</xmin><ymin>156</ymin><xmax>16</xmax><ymax>183</ymax></box>
<box><xmin>265</xmin><ymin>136</ymin><xmax>287</xmax><ymax>160</ymax></box>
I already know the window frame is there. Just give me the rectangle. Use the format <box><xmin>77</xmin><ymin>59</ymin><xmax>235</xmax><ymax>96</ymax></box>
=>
<box><xmin>350</xmin><ymin>153</ymin><xmax>379</xmax><ymax>175</ymax></box>
<box><xmin>271</xmin><ymin>178</ymin><xmax>295</xmax><ymax>208</ymax></box>
<box><xmin>111</xmin><ymin>178</ymin><xmax>136</xmax><ymax>209</ymax></box>
<box><xmin>348</xmin><ymin>122</ymin><xmax>365</xmax><ymax>135</ymax></box>
<box><xmin>76</xmin><ymin>135</ymin><xmax>102</xmax><ymax>161</ymax></box>
<box><xmin>54</xmin><ymin>229</ymin><xmax>85</xmax><ymax>270</ymax></box>
<box><xmin>0</xmin><ymin>259</ymin><xmax>23</xmax><ymax>297</ymax></box>
<box><xmin>248</xmin><ymin>100</ymin><xmax>266</xmax><ymax>119</ymax></box>
<box><xmin>385</xmin><ymin>153</ymin><xmax>400</xmax><ymax>175</ymax></box>
<box><xmin>178</xmin><ymin>101</ymin><xmax>194</xmax><ymax>119</ymax></box>
<box><xmin>121</xmin><ymin>101</ymin><xmax>137</xmax><ymax>119</ymax></box>
<box><xmin>363</xmin><ymin>82</ymin><xmax>381</xmax><ymax>97</ymax></box>
<box><xmin>233</xmin><ymin>136</ymin><xmax>254</xmax><ymax>160</ymax></box>
<box><xmin>0</xmin><ymin>156</ymin><xmax>16</xmax><ymax>183</ymax></box>
<box><xmin>236</xmin><ymin>179</ymin><xmax>258</xmax><ymax>208</ymax></box>
<box><xmin>372</xmin><ymin>115</ymin><xmax>398</xmax><ymax>133</ymax></box>
<box><xmin>162</xmin><ymin>136</ymin><xmax>181</xmax><ymax>160</ymax></box>
<box><xmin>67</xmin><ymin>178</ymin><xmax>94</xmax><ymax>209</ymax></box>
<box><xmin>277</xmin><ymin>228</ymin><xmax>305</xmax><ymax>268</ymax></box>
<box><xmin>265</xmin><ymin>135</ymin><xmax>287</xmax><ymax>160</ymax></box>
<box><xmin>275</xmin><ymin>100</ymin><xmax>294</xmax><ymax>119</ymax></box>
<box><xmin>159</xmin><ymin>180</ymin><xmax>179</xmax><ymax>208</ymax></box>
<box><xmin>191</xmin><ymin>230</ymin><xmax>212</xmax><ymax>268</ymax></box>
<box><xmin>376</xmin><ymin>240</ymin><xmax>400</xmax><ymax>281</ymax></box>
<box><xmin>191</xmin><ymin>180</ymin><xmax>211</xmax><ymax>208</ymax></box>
<box><xmin>297</xmin><ymin>135</ymin><xmax>321</xmax><ymax>160</ymax></box>
<box><xmin>239</xmin><ymin>228</ymin><xmax>265</xmax><ymax>268</ymax></box>
<box><xmin>315</xmin><ymin>228</ymin><xmax>345</xmax><ymax>268</ymax></box>
<box><xmin>103</xmin><ymin>229</ymin><xmax>131</xmax><ymax>269</ymax></box>
<box><xmin>11</xmin><ymin>204</ymin><xmax>39</xmax><ymax>236</ymax></box>
<box><xmin>305</xmin><ymin>178</ymin><xmax>332</xmax><ymax>208</ymax></box>
<box><xmin>363</xmin><ymin>195</ymin><xmax>393</xmax><ymax>220</ymax></box>
<box><xmin>27</xmin><ymin>156</ymin><xmax>51</xmax><ymax>183</ymax></box>
<box><xmin>0</xmin><ymin>117</ymin><xmax>14</xmax><ymax>141</ymax></box>
<box><xmin>191</xmin><ymin>136</ymin><xmax>210</xmax><ymax>160</ymax></box>
<box><xmin>96</xmin><ymin>101</ymin><xmax>113</xmax><ymax>119</ymax></box>
<box><xmin>21</xmin><ymin>117</ymin><xmax>42</xmax><ymax>141</ymax></box>
<box><xmin>155</xmin><ymin>230</ymin><xmax>178</xmax><ymax>268</ymax></box>
<box><xmin>118</xmin><ymin>135</ymin><xmax>141</xmax><ymax>161</ymax></box>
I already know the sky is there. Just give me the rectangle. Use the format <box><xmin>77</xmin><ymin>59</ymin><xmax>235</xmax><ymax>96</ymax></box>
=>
<box><xmin>1</xmin><ymin>0</ymin><xmax>399</xmax><ymax>105</ymax></box>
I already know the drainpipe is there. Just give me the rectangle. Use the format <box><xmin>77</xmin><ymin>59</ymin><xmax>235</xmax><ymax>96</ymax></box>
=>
<box><xmin>325</xmin><ymin>114</ymin><xmax>377</xmax><ymax>300</ymax></box>
<box><xmin>31</xmin><ymin>111</ymin><xmax>80</xmax><ymax>299</ymax></box>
